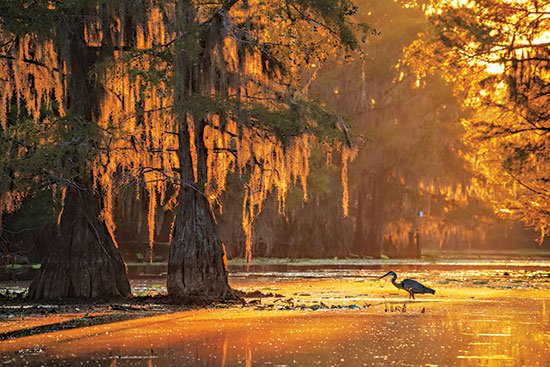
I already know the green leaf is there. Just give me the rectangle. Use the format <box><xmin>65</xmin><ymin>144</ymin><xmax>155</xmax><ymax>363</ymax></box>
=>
<box><xmin>136</xmin><ymin>253</ymin><xmax>144</xmax><ymax>260</ymax></box>
<box><xmin>380</xmin><ymin>254</ymin><xmax>389</xmax><ymax>259</ymax></box>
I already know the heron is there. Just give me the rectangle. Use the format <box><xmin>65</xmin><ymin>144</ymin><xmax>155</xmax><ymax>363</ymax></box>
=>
<box><xmin>379</xmin><ymin>271</ymin><xmax>435</xmax><ymax>300</ymax></box>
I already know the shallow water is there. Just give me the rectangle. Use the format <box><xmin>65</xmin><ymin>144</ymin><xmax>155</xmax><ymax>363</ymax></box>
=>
<box><xmin>2</xmin><ymin>260</ymin><xmax>550</xmax><ymax>366</ymax></box>
<box><xmin>116</xmin><ymin>254</ymin><xmax>550</xmax><ymax>279</ymax></box>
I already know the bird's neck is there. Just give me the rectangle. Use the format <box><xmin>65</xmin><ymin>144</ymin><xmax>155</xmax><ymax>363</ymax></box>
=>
<box><xmin>390</xmin><ymin>276</ymin><xmax>399</xmax><ymax>287</ymax></box>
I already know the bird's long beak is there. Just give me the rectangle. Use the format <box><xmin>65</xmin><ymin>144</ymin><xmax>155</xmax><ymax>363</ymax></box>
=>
<box><xmin>378</xmin><ymin>272</ymin><xmax>392</xmax><ymax>280</ymax></box>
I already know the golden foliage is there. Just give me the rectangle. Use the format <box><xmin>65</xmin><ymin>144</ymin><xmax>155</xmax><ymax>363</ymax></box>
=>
<box><xmin>405</xmin><ymin>0</ymin><xmax>550</xmax><ymax>239</ymax></box>
<box><xmin>0</xmin><ymin>0</ymin><xmax>360</xmax><ymax>261</ymax></box>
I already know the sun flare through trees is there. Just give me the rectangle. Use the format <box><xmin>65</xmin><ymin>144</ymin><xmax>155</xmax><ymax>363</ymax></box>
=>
<box><xmin>405</xmin><ymin>0</ymin><xmax>550</xmax><ymax>242</ymax></box>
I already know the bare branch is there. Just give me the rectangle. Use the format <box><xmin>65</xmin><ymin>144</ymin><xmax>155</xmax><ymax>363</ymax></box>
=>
<box><xmin>501</xmin><ymin>164</ymin><xmax>548</xmax><ymax>196</ymax></box>
<box><xmin>337</xmin><ymin>116</ymin><xmax>353</xmax><ymax>148</ymax></box>
<box><xmin>0</xmin><ymin>54</ymin><xmax>61</xmax><ymax>73</ymax></box>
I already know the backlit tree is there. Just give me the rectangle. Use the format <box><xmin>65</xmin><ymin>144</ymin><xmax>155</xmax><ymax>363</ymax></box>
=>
<box><xmin>0</xmin><ymin>1</ymin><xmax>132</xmax><ymax>299</ymax></box>
<box><xmin>406</xmin><ymin>0</ymin><xmax>550</xmax><ymax>240</ymax></box>
<box><xmin>302</xmin><ymin>0</ymin><xmax>487</xmax><ymax>257</ymax></box>
<box><xmin>0</xmin><ymin>0</ymin><xmax>367</xmax><ymax>299</ymax></box>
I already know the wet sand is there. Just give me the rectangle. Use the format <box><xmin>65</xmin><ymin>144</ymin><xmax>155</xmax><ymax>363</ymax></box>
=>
<box><xmin>1</xmin><ymin>262</ymin><xmax>549</xmax><ymax>366</ymax></box>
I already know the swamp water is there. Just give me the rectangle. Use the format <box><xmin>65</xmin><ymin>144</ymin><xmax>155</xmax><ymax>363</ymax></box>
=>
<box><xmin>1</xmin><ymin>258</ymin><xmax>550</xmax><ymax>366</ymax></box>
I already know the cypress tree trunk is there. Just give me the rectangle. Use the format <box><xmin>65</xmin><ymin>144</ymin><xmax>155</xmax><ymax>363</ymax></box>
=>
<box><xmin>166</xmin><ymin>110</ymin><xmax>236</xmax><ymax>300</ymax></box>
<box><xmin>352</xmin><ymin>171</ymin><xmax>369</xmax><ymax>255</ymax></box>
<box><xmin>166</xmin><ymin>3</ymin><xmax>239</xmax><ymax>301</ymax></box>
<box><xmin>29</xmin><ymin>11</ymin><xmax>131</xmax><ymax>300</ymax></box>
<box><xmin>353</xmin><ymin>171</ymin><xmax>385</xmax><ymax>257</ymax></box>
<box><xmin>167</xmin><ymin>187</ymin><xmax>235</xmax><ymax>300</ymax></box>
<box><xmin>29</xmin><ymin>185</ymin><xmax>130</xmax><ymax>299</ymax></box>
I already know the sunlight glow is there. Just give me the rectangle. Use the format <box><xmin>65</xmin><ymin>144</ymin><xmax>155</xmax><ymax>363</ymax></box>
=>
<box><xmin>484</xmin><ymin>62</ymin><xmax>504</xmax><ymax>74</ymax></box>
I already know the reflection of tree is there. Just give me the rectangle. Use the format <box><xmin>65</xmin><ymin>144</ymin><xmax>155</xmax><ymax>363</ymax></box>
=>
<box><xmin>406</xmin><ymin>0</ymin><xmax>550</xmax><ymax>240</ymax></box>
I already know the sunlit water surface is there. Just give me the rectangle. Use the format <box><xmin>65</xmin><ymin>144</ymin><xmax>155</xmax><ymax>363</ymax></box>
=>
<box><xmin>2</xmin><ymin>260</ymin><xmax>550</xmax><ymax>366</ymax></box>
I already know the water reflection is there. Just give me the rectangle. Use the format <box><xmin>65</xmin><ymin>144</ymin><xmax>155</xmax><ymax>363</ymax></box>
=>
<box><xmin>230</xmin><ymin>260</ymin><xmax>550</xmax><ymax>278</ymax></box>
<box><xmin>2</xmin><ymin>296</ymin><xmax>549</xmax><ymax>366</ymax></box>
<box><xmin>3</xmin><ymin>260</ymin><xmax>550</xmax><ymax>366</ymax></box>
<box><xmin>123</xmin><ymin>258</ymin><xmax>550</xmax><ymax>280</ymax></box>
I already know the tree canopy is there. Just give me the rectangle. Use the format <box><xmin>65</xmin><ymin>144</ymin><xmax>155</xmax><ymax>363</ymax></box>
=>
<box><xmin>302</xmin><ymin>0</ymin><xmax>499</xmax><ymax>256</ymax></box>
<box><xmin>0</xmin><ymin>0</ymin><xmax>369</xmax><ymax>299</ymax></box>
<box><xmin>405</xmin><ymin>0</ymin><xmax>550</xmax><ymax>240</ymax></box>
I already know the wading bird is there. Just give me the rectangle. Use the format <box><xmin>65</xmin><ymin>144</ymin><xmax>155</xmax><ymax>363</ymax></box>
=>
<box><xmin>379</xmin><ymin>271</ymin><xmax>435</xmax><ymax>300</ymax></box>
